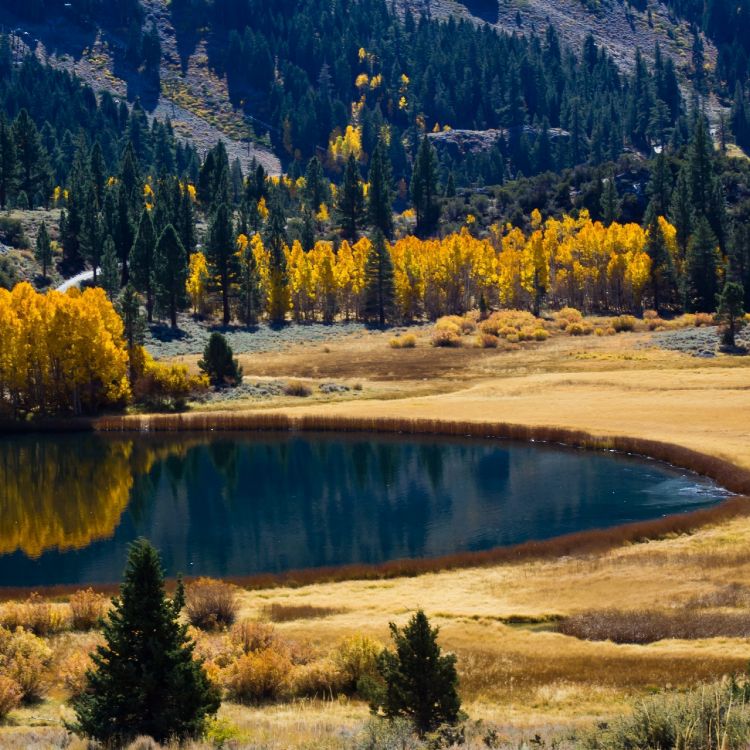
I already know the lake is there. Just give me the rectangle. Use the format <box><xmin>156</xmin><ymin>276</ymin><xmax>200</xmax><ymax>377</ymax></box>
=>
<box><xmin>0</xmin><ymin>432</ymin><xmax>729</xmax><ymax>587</ymax></box>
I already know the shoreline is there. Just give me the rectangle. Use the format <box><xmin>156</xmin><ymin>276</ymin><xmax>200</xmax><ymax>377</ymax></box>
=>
<box><xmin>2</xmin><ymin>413</ymin><xmax>749</xmax><ymax>599</ymax></box>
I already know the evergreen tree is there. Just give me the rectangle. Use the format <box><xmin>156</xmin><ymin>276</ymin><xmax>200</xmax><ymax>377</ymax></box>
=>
<box><xmin>12</xmin><ymin>108</ymin><xmax>50</xmax><ymax>207</ymax></box>
<box><xmin>367</xmin><ymin>138</ymin><xmax>395</xmax><ymax>239</ymax></box>
<box><xmin>130</xmin><ymin>208</ymin><xmax>157</xmax><ymax>322</ymax></box>
<box><xmin>198</xmin><ymin>332</ymin><xmax>243</xmax><ymax>387</ymax></box>
<box><xmin>729</xmin><ymin>222</ymin><xmax>750</xmax><ymax>310</ymax></box>
<box><xmin>265</xmin><ymin>192</ymin><xmax>289</xmax><ymax>324</ymax></box>
<box><xmin>336</xmin><ymin>153</ymin><xmax>365</xmax><ymax>241</ymax></box>
<box><xmin>645</xmin><ymin>215</ymin><xmax>676</xmax><ymax>313</ymax></box>
<box><xmin>0</xmin><ymin>115</ymin><xmax>17</xmax><ymax>209</ymax></box>
<box><xmin>373</xmin><ymin>610</ymin><xmax>461</xmax><ymax>737</ymax></box>
<box><xmin>89</xmin><ymin>141</ymin><xmax>106</xmax><ymax>206</ymax></box>
<box><xmin>80</xmin><ymin>188</ymin><xmax>103</xmax><ymax>281</ymax></box>
<box><xmin>600</xmin><ymin>173</ymin><xmax>620</xmax><ymax>225</ymax></box>
<box><xmin>670</xmin><ymin>165</ymin><xmax>692</xmax><ymax>259</ymax></box>
<box><xmin>114</xmin><ymin>185</ymin><xmax>135</xmax><ymax>286</ymax></box>
<box><xmin>206</xmin><ymin>203</ymin><xmax>238</xmax><ymax>326</ymax></box>
<box><xmin>685</xmin><ymin>217</ymin><xmax>719</xmax><ymax>312</ymax></box>
<box><xmin>300</xmin><ymin>207</ymin><xmax>316</xmax><ymax>252</ymax></box>
<box><xmin>100</xmin><ymin>235</ymin><xmax>120</xmax><ymax>300</ymax></box>
<box><xmin>34</xmin><ymin>220</ymin><xmax>52</xmax><ymax>281</ymax></box>
<box><xmin>646</xmin><ymin>151</ymin><xmax>672</xmax><ymax>222</ymax></box>
<box><xmin>716</xmin><ymin>279</ymin><xmax>746</xmax><ymax>349</ymax></box>
<box><xmin>363</xmin><ymin>231</ymin><xmax>396</xmax><ymax>326</ymax></box>
<box><xmin>153</xmin><ymin>224</ymin><xmax>188</xmax><ymax>329</ymax></box>
<box><xmin>410</xmin><ymin>135</ymin><xmax>441</xmax><ymax>238</ymax></box>
<box><xmin>118</xmin><ymin>284</ymin><xmax>146</xmax><ymax>384</ymax></box>
<box><xmin>178</xmin><ymin>185</ymin><xmax>196</xmax><ymax>254</ymax></box>
<box><xmin>237</xmin><ymin>236</ymin><xmax>262</xmax><ymax>325</ymax></box>
<box><xmin>303</xmin><ymin>155</ymin><xmax>327</xmax><ymax>212</ymax></box>
<box><xmin>70</xmin><ymin>539</ymin><xmax>220</xmax><ymax>746</ymax></box>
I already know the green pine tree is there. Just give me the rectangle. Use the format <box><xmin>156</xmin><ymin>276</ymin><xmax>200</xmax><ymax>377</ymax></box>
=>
<box><xmin>645</xmin><ymin>215</ymin><xmax>676</xmax><ymax>314</ymax></box>
<box><xmin>600</xmin><ymin>173</ymin><xmax>620</xmax><ymax>225</ymax></box>
<box><xmin>265</xmin><ymin>192</ymin><xmax>289</xmax><ymax>324</ymax></box>
<box><xmin>70</xmin><ymin>539</ymin><xmax>220</xmax><ymax>746</ymax></box>
<box><xmin>153</xmin><ymin>224</ymin><xmax>188</xmax><ymax>329</ymax></box>
<box><xmin>117</xmin><ymin>284</ymin><xmax>146</xmax><ymax>384</ymax></box>
<box><xmin>198</xmin><ymin>332</ymin><xmax>243</xmax><ymax>387</ymax></box>
<box><xmin>363</xmin><ymin>231</ymin><xmax>396</xmax><ymax>327</ymax></box>
<box><xmin>716</xmin><ymin>279</ymin><xmax>746</xmax><ymax>349</ymax></box>
<box><xmin>685</xmin><ymin>217</ymin><xmax>719</xmax><ymax>312</ymax></box>
<box><xmin>0</xmin><ymin>114</ymin><xmax>17</xmax><ymax>209</ymax></box>
<box><xmin>100</xmin><ymin>235</ymin><xmax>121</xmax><ymax>300</ymax></box>
<box><xmin>336</xmin><ymin>153</ymin><xmax>365</xmax><ymax>241</ymax></box>
<box><xmin>130</xmin><ymin>208</ymin><xmax>158</xmax><ymax>322</ymax></box>
<box><xmin>237</xmin><ymin>235</ymin><xmax>262</xmax><ymax>325</ymax></box>
<box><xmin>34</xmin><ymin>220</ymin><xmax>52</xmax><ymax>281</ymax></box>
<box><xmin>411</xmin><ymin>135</ymin><xmax>441</xmax><ymax>238</ymax></box>
<box><xmin>372</xmin><ymin>610</ymin><xmax>462</xmax><ymax>737</ymax></box>
<box><xmin>12</xmin><ymin>108</ymin><xmax>50</xmax><ymax>208</ymax></box>
<box><xmin>670</xmin><ymin>165</ymin><xmax>692</xmax><ymax>260</ymax></box>
<box><xmin>367</xmin><ymin>138</ymin><xmax>395</xmax><ymax>239</ymax></box>
<box><xmin>206</xmin><ymin>203</ymin><xmax>238</xmax><ymax>326</ymax></box>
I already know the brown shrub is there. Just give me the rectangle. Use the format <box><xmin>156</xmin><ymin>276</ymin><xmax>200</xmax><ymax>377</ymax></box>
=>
<box><xmin>476</xmin><ymin>333</ymin><xmax>499</xmax><ymax>349</ymax></box>
<box><xmin>0</xmin><ymin>675</ymin><xmax>21</xmax><ymax>719</ymax></box>
<box><xmin>230</xmin><ymin>619</ymin><xmax>278</xmax><ymax>654</ymax></box>
<box><xmin>262</xmin><ymin>603</ymin><xmax>344</xmax><ymax>623</ymax></box>
<box><xmin>694</xmin><ymin>312</ymin><xmax>715</xmax><ymax>327</ymax></box>
<box><xmin>431</xmin><ymin>328</ymin><xmax>462</xmax><ymax>347</ymax></box>
<box><xmin>556</xmin><ymin>307</ymin><xmax>583</xmax><ymax>328</ymax></box>
<box><xmin>687</xmin><ymin>583</ymin><xmax>750</xmax><ymax>609</ymax></box>
<box><xmin>611</xmin><ymin>315</ymin><xmax>637</xmax><ymax>332</ymax></box>
<box><xmin>225</xmin><ymin>648</ymin><xmax>292</xmax><ymax>703</ymax></box>
<box><xmin>185</xmin><ymin>578</ymin><xmax>240</xmax><ymax>631</ymax></box>
<box><xmin>69</xmin><ymin>589</ymin><xmax>107</xmax><ymax>631</ymax></box>
<box><xmin>283</xmin><ymin>381</ymin><xmax>313</xmax><ymax>397</ymax></box>
<box><xmin>290</xmin><ymin>659</ymin><xmax>346</xmax><ymax>699</ymax></box>
<box><xmin>557</xmin><ymin>608</ymin><xmax>750</xmax><ymax>644</ymax></box>
<box><xmin>0</xmin><ymin>626</ymin><xmax>53</xmax><ymax>702</ymax></box>
<box><xmin>0</xmin><ymin>593</ymin><xmax>69</xmax><ymax>635</ymax></box>
<box><xmin>60</xmin><ymin>651</ymin><xmax>93</xmax><ymax>699</ymax></box>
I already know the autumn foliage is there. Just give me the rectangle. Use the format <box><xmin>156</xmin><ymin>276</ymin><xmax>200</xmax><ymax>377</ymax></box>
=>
<box><xmin>0</xmin><ymin>283</ymin><xmax>130</xmax><ymax>416</ymax></box>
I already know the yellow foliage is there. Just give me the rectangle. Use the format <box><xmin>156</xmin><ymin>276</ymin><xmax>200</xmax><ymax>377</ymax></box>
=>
<box><xmin>0</xmin><ymin>284</ymin><xmax>130</xmax><ymax>416</ymax></box>
<box><xmin>186</xmin><ymin>251</ymin><xmax>210</xmax><ymax>315</ymax></box>
<box><xmin>328</xmin><ymin>124</ymin><xmax>363</xmax><ymax>163</ymax></box>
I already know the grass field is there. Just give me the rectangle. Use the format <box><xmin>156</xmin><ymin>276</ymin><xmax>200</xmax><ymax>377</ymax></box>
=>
<box><xmin>3</xmin><ymin>322</ymin><xmax>750</xmax><ymax>747</ymax></box>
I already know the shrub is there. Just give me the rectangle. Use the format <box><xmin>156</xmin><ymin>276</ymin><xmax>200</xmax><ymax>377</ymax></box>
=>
<box><xmin>611</xmin><ymin>315</ymin><xmax>637</xmax><ymax>332</ymax></box>
<box><xmin>434</xmin><ymin>316</ymin><xmax>463</xmax><ymax>333</ymax></box>
<box><xmin>459</xmin><ymin>318</ymin><xmax>476</xmax><ymax>334</ymax></box>
<box><xmin>262</xmin><ymin>603</ymin><xmax>344</xmax><ymax>622</ymax></box>
<box><xmin>185</xmin><ymin>578</ymin><xmax>240</xmax><ymax>631</ymax></box>
<box><xmin>532</xmin><ymin>328</ymin><xmax>549</xmax><ymax>341</ymax></box>
<box><xmin>0</xmin><ymin>675</ymin><xmax>21</xmax><ymax>720</ymax></box>
<box><xmin>69</xmin><ymin>589</ymin><xmax>107</xmax><ymax>631</ymax></box>
<box><xmin>694</xmin><ymin>312</ymin><xmax>715</xmax><ymax>327</ymax></box>
<box><xmin>582</xmin><ymin>679</ymin><xmax>750</xmax><ymax>750</ymax></box>
<box><xmin>61</xmin><ymin>651</ymin><xmax>94</xmax><ymax>699</ymax></box>
<box><xmin>225</xmin><ymin>648</ymin><xmax>292</xmax><ymax>703</ymax></box>
<box><xmin>230</xmin><ymin>619</ymin><xmax>278</xmax><ymax>655</ymax></box>
<box><xmin>283</xmin><ymin>380</ymin><xmax>313</xmax><ymax>397</ymax></box>
<box><xmin>567</xmin><ymin>322</ymin><xmax>593</xmax><ymax>336</ymax></box>
<box><xmin>0</xmin><ymin>216</ymin><xmax>28</xmax><ymax>248</ymax></box>
<box><xmin>431</xmin><ymin>328</ymin><xmax>462</xmax><ymax>347</ymax></box>
<box><xmin>556</xmin><ymin>307</ymin><xmax>583</xmax><ymax>328</ymax></box>
<box><xmin>0</xmin><ymin>593</ymin><xmax>69</xmax><ymax>635</ymax></box>
<box><xmin>334</xmin><ymin>634</ymin><xmax>383</xmax><ymax>694</ymax></box>
<box><xmin>476</xmin><ymin>333</ymin><xmax>499</xmax><ymax>348</ymax></box>
<box><xmin>0</xmin><ymin>626</ymin><xmax>53</xmax><ymax>702</ymax></box>
<box><xmin>290</xmin><ymin>659</ymin><xmax>346</xmax><ymax>699</ymax></box>
<box><xmin>390</xmin><ymin>334</ymin><xmax>417</xmax><ymax>349</ymax></box>
<box><xmin>133</xmin><ymin>349</ymin><xmax>208</xmax><ymax>410</ymax></box>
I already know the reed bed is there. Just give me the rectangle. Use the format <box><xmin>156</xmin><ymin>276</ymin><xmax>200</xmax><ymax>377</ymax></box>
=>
<box><xmin>262</xmin><ymin>604</ymin><xmax>346</xmax><ymax>622</ymax></box>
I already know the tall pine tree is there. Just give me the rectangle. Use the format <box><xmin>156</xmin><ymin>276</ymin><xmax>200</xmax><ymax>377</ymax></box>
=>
<box><xmin>363</xmin><ymin>231</ymin><xmax>396</xmax><ymax>326</ymax></box>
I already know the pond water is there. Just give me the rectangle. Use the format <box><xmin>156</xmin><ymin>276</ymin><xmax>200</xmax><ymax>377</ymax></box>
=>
<box><xmin>0</xmin><ymin>432</ymin><xmax>730</xmax><ymax>587</ymax></box>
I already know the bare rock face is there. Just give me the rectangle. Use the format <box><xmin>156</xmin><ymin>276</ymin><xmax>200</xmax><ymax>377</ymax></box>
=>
<box><xmin>428</xmin><ymin>126</ymin><xmax>570</xmax><ymax>159</ymax></box>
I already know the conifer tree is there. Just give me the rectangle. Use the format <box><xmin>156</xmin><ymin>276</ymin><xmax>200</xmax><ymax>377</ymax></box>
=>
<box><xmin>363</xmin><ymin>231</ymin><xmax>396</xmax><ymax>326</ymax></box>
<box><xmin>206</xmin><ymin>203</ymin><xmax>238</xmax><ymax>325</ymax></box>
<box><xmin>34</xmin><ymin>220</ymin><xmax>52</xmax><ymax>281</ymax></box>
<box><xmin>303</xmin><ymin>155</ymin><xmax>327</xmax><ymax>212</ymax></box>
<box><xmin>118</xmin><ymin>284</ymin><xmax>146</xmax><ymax>384</ymax></box>
<box><xmin>198</xmin><ymin>332</ymin><xmax>242</xmax><ymax>387</ymax></box>
<box><xmin>685</xmin><ymin>217</ymin><xmax>719</xmax><ymax>312</ymax></box>
<box><xmin>716</xmin><ymin>279</ymin><xmax>746</xmax><ymax>349</ymax></box>
<box><xmin>89</xmin><ymin>141</ymin><xmax>106</xmax><ymax>206</ymax></box>
<box><xmin>645</xmin><ymin>214</ymin><xmax>676</xmax><ymax>314</ymax></box>
<box><xmin>0</xmin><ymin>115</ymin><xmax>17</xmax><ymax>209</ymax></box>
<box><xmin>12</xmin><ymin>108</ymin><xmax>50</xmax><ymax>207</ymax></box>
<box><xmin>368</xmin><ymin>138</ymin><xmax>395</xmax><ymax>239</ymax></box>
<box><xmin>80</xmin><ymin>188</ymin><xmax>103</xmax><ymax>281</ymax></box>
<box><xmin>153</xmin><ymin>224</ymin><xmax>188</xmax><ymax>328</ymax></box>
<box><xmin>600</xmin><ymin>173</ymin><xmax>620</xmax><ymax>226</ymax></box>
<box><xmin>100</xmin><ymin>236</ymin><xmax>120</xmax><ymax>300</ymax></box>
<box><xmin>337</xmin><ymin>153</ymin><xmax>365</xmax><ymax>241</ymax></box>
<box><xmin>130</xmin><ymin>208</ymin><xmax>157</xmax><ymax>322</ymax></box>
<box><xmin>373</xmin><ymin>610</ymin><xmax>461</xmax><ymax>737</ymax></box>
<box><xmin>411</xmin><ymin>135</ymin><xmax>441</xmax><ymax>238</ymax></box>
<box><xmin>670</xmin><ymin>166</ymin><xmax>692</xmax><ymax>259</ymax></box>
<box><xmin>70</xmin><ymin>539</ymin><xmax>220</xmax><ymax>746</ymax></box>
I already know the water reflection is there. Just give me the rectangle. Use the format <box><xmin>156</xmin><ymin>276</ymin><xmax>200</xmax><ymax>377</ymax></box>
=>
<box><xmin>0</xmin><ymin>433</ymin><xmax>728</xmax><ymax>587</ymax></box>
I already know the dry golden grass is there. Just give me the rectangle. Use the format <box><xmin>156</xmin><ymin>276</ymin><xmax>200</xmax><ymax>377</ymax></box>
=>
<box><xmin>4</xmin><ymin>325</ymin><xmax>750</xmax><ymax>745</ymax></box>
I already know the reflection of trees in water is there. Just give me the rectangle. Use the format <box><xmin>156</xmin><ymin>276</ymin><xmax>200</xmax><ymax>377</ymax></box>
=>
<box><xmin>0</xmin><ymin>438</ymin><xmax>200</xmax><ymax>558</ymax></box>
